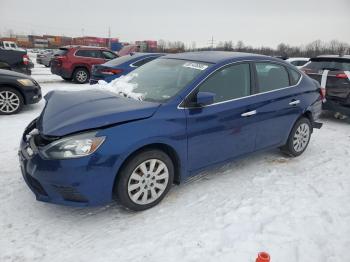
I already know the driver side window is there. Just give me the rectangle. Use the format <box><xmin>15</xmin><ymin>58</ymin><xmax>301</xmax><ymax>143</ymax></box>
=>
<box><xmin>198</xmin><ymin>63</ymin><xmax>251</xmax><ymax>103</ymax></box>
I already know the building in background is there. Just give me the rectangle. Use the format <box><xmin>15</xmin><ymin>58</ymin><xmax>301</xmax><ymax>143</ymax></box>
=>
<box><xmin>135</xmin><ymin>40</ymin><xmax>158</xmax><ymax>52</ymax></box>
<box><xmin>0</xmin><ymin>34</ymin><xmax>120</xmax><ymax>50</ymax></box>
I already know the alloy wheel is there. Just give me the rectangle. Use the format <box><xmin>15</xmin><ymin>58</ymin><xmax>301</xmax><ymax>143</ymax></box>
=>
<box><xmin>293</xmin><ymin>123</ymin><xmax>310</xmax><ymax>152</ymax></box>
<box><xmin>127</xmin><ymin>159</ymin><xmax>169</xmax><ymax>205</ymax></box>
<box><xmin>76</xmin><ymin>70</ymin><xmax>87</xmax><ymax>83</ymax></box>
<box><xmin>0</xmin><ymin>91</ymin><xmax>20</xmax><ymax>114</ymax></box>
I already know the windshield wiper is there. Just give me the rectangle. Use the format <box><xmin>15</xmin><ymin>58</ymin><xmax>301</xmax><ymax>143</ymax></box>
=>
<box><xmin>117</xmin><ymin>91</ymin><xmax>129</xmax><ymax>98</ymax></box>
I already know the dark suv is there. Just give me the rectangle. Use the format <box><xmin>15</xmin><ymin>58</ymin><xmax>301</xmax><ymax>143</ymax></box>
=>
<box><xmin>301</xmin><ymin>55</ymin><xmax>350</xmax><ymax>117</ymax></box>
<box><xmin>51</xmin><ymin>46</ymin><xmax>118</xmax><ymax>83</ymax></box>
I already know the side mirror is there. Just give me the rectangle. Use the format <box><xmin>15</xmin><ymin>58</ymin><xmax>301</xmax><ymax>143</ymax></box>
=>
<box><xmin>196</xmin><ymin>92</ymin><xmax>215</xmax><ymax>106</ymax></box>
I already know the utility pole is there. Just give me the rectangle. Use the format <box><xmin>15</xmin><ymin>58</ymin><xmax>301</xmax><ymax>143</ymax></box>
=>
<box><xmin>108</xmin><ymin>26</ymin><xmax>111</xmax><ymax>48</ymax></box>
<box><xmin>208</xmin><ymin>36</ymin><xmax>215</xmax><ymax>50</ymax></box>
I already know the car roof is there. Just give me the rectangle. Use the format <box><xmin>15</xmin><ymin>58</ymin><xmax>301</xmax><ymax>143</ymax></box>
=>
<box><xmin>128</xmin><ymin>52</ymin><xmax>164</xmax><ymax>57</ymax></box>
<box><xmin>286</xmin><ymin>57</ymin><xmax>309</xmax><ymax>61</ymax></box>
<box><xmin>61</xmin><ymin>45</ymin><xmax>109</xmax><ymax>50</ymax></box>
<box><xmin>162</xmin><ymin>51</ymin><xmax>266</xmax><ymax>64</ymax></box>
<box><xmin>310</xmin><ymin>55</ymin><xmax>350</xmax><ymax>62</ymax></box>
<box><xmin>315</xmin><ymin>54</ymin><xmax>350</xmax><ymax>59</ymax></box>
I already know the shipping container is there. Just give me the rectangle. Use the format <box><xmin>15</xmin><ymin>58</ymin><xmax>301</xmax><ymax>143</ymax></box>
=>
<box><xmin>110</xmin><ymin>42</ymin><xmax>123</xmax><ymax>51</ymax></box>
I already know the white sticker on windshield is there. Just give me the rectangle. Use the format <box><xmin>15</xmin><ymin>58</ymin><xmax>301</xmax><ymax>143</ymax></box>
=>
<box><xmin>183</xmin><ymin>62</ymin><xmax>208</xmax><ymax>71</ymax></box>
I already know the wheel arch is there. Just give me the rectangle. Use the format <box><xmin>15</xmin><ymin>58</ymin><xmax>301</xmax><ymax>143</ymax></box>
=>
<box><xmin>73</xmin><ymin>65</ymin><xmax>90</xmax><ymax>74</ymax></box>
<box><xmin>301</xmin><ymin>110</ymin><xmax>314</xmax><ymax>132</ymax></box>
<box><xmin>0</xmin><ymin>83</ymin><xmax>26</xmax><ymax>104</ymax></box>
<box><xmin>112</xmin><ymin>142</ymin><xmax>182</xmax><ymax>198</ymax></box>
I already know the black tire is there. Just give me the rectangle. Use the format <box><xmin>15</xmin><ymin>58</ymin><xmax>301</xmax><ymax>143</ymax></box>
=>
<box><xmin>73</xmin><ymin>68</ymin><xmax>89</xmax><ymax>84</ymax></box>
<box><xmin>0</xmin><ymin>87</ymin><xmax>24</xmax><ymax>115</ymax></box>
<box><xmin>280</xmin><ymin>117</ymin><xmax>312</xmax><ymax>157</ymax></box>
<box><xmin>61</xmin><ymin>76</ymin><xmax>73</xmax><ymax>81</ymax></box>
<box><xmin>115</xmin><ymin>149</ymin><xmax>174</xmax><ymax>211</ymax></box>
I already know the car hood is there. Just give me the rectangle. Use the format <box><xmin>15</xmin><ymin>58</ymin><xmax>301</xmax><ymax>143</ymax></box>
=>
<box><xmin>37</xmin><ymin>89</ymin><xmax>160</xmax><ymax>137</ymax></box>
<box><xmin>0</xmin><ymin>69</ymin><xmax>31</xmax><ymax>78</ymax></box>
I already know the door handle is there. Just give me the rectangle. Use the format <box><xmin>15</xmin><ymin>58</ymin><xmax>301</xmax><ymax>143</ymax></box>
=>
<box><xmin>241</xmin><ymin>110</ymin><xmax>257</xmax><ymax>117</ymax></box>
<box><xmin>289</xmin><ymin>100</ymin><xmax>300</xmax><ymax>106</ymax></box>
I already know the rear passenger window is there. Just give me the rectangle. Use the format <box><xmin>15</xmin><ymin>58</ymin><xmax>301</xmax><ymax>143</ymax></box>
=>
<box><xmin>198</xmin><ymin>63</ymin><xmax>251</xmax><ymax>103</ymax></box>
<box><xmin>76</xmin><ymin>50</ymin><xmax>102</xmax><ymax>58</ymax></box>
<box><xmin>132</xmin><ymin>57</ymin><xmax>157</xmax><ymax>67</ymax></box>
<box><xmin>255</xmin><ymin>63</ymin><xmax>290</xmax><ymax>93</ymax></box>
<box><xmin>289</xmin><ymin>69</ymin><xmax>301</xmax><ymax>85</ymax></box>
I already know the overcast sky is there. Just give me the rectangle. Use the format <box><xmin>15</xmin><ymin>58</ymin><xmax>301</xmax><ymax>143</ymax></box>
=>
<box><xmin>0</xmin><ymin>0</ymin><xmax>349</xmax><ymax>48</ymax></box>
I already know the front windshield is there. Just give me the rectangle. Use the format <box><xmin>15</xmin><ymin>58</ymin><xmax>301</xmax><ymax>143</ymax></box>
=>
<box><xmin>98</xmin><ymin>58</ymin><xmax>211</xmax><ymax>102</ymax></box>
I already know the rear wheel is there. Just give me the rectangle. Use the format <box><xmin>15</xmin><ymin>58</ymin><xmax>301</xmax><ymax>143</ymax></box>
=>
<box><xmin>73</xmin><ymin>68</ymin><xmax>89</xmax><ymax>84</ymax></box>
<box><xmin>0</xmin><ymin>87</ymin><xmax>24</xmax><ymax>115</ymax></box>
<box><xmin>280</xmin><ymin>117</ymin><xmax>312</xmax><ymax>157</ymax></box>
<box><xmin>115</xmin><ymin>149</ymin><xmax>174</xmax><ymax>211</ymax></box>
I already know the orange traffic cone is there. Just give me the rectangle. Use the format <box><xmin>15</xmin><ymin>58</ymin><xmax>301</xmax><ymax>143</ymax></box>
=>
<box><xmin>256</xmin><ymin>252</ymin><xmax>270</xmax><ymax>262</ymax></box>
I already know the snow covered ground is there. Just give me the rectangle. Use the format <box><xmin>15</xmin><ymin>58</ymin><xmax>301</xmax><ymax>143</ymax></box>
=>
<box><xmin>0</xmin><ymin>61</ymin><xmax>349</xmax><ymax>262</ymax></box>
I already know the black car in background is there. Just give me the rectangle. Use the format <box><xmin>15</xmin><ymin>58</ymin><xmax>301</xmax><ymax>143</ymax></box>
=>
<box><xmin>0</xmin><ymin>48</ymin><xmax>34</xmax><ymax>75</ymax></box>
<box><xmin>0</xmin><ymin>69</ymin><xmax>41</xmax><ymax>115</ymax></box>
<box><xmin>302</xmin><ymin>55</ymin><xmax>350</xmax><ymax>117</ymax></box>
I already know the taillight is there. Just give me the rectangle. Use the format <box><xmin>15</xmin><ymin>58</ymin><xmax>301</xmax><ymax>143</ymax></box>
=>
<box><xmin>23</xmin><ymin>55</ymin><xmax>30</xmax><ymax>65</ymax></box>
<box><xmin>55</xmin><ymin>56</ymin><xmax>66</xmax><ymax>67</ymax></box>
<box><xmin>320</xmin><ymin>87</ymin><xmax>326</xmax><ymax>101</ymax></box>
<box><xmin>335</xmin><ymin>73</ymin><xmax>348</xmax><ymax>79</ymax></box>
<box><xmin>100</xmin><ymin>68</ymin><xmax>123</xmax><ymax>75</ymax></box>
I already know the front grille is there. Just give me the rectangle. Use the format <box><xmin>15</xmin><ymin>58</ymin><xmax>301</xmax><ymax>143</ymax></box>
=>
<box><xmin>53</xmin><ymin>186</ymin><xmax>88</xmax><ymax>203</ymax></box>
<box><xmin>26</xmin><ymin>173</ymin><xmax>48</xmax><ymax>196</ymax></box>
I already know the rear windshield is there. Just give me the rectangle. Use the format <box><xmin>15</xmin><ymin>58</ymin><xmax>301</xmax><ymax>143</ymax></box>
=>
<box><xmin>290</xmin><ymin>60</ymin><xmax>308</xmax><ymax>67</ymax></box>
<box><xmin>104</xmin><ymin>54</ymin><xmax>143</xmax><ymax>67</ymax></box>
<box><xmin>304</xmin><ymin>59</ymin><xmax>350</xmax><ymax>71</ymax></box>
<box><xmin>54</xmin><ymin>48</ymin><xmax>68</xmax><ymax>56</ymax></box>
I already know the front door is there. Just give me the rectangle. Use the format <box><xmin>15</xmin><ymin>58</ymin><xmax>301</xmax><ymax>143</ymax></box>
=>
<box><xmin>185</xmin><ymin>63</ymin><xmax>258</xmax><ymax>172</ymax></box>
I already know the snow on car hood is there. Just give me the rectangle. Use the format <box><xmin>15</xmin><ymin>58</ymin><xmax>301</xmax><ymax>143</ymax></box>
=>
<box><xmin>37</xmin><ymin>89</ymin><xmax>160</xmax><ymax>137</ymax></box>
<box><xmin>94</xmin><ymin>73</ymin><xmax>144</xmax><ymax>100</ymax></box>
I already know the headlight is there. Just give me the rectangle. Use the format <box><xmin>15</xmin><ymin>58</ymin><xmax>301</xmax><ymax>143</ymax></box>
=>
<box><xmin>40</xmin><ymin>132</ymin><xmax>105</xmax><ymax>159</ymax></box>
<box><xmin>17</xmin><ymin>79</ymin><xmax>35</xmax><ymax>86</ymax></box>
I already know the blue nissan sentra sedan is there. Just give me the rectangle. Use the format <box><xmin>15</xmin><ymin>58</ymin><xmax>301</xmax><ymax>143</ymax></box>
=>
<box><xmin>19</xmin><ymin>51</ymin><xmax>323</xmax><ymax>211</ymax></box>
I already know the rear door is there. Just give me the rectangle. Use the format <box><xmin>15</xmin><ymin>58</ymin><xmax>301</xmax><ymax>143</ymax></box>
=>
<box><xmin>253</xmin><ymin>62</ymin><xmax>303</xmax><ymax>150</ymax></box>
<box><xmin>75</xmin><ymin>49</ymin><xmax>105</xmax><ymax>70</ymax></box>
<box><xmin>185</xmin><ymin>63</ymin><xmax>258</xmax><ymax>172</ymax></box>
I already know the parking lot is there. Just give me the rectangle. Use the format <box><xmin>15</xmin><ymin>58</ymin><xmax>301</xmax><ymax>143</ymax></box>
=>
<box><xmin>0</xmin><ymin>59</ymin><xmax>349</xmax><ymax>261</ymax></box>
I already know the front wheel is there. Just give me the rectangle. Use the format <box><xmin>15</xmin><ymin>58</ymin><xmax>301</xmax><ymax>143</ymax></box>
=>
<box><xmin>281</xmin><ymin>117</ymin><xmax>312</xmax><ymax>157</ymax></box>
<box><xmin>0</xmin><ymin>88</ymin><xmax>24</xmax><ymax>115</ymax></box>
<box><xmin>115</xmin><ymin>149</ymin><xmax>174</xmax><ymax>211</ymax></box>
